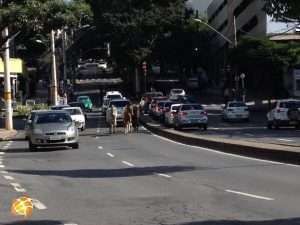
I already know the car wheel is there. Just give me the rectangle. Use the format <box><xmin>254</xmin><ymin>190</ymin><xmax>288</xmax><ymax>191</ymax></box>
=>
<box><xmin>29</xmin><ymin>141</ymin><xmax>37</xmax><ymax>151</ymax></box>
<box><xmin>71</xmin><ymin>143</ymin><xmax>79</xmax><ymax>149</ymax></box>
<box><xmin>267</xmin><ymin>121</ymin><xmax>273</xmax><ymax>129</ymax></box>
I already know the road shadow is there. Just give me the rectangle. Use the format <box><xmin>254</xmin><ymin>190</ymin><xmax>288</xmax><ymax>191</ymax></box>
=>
<box><xmin>5</xmin><ymin>146</ymin><xmax>74</xmax><ymax>153</ymax></box>
<box><xmin>2</xmin><ymin>220</ymin><xmax>63</xmax><ymax>225</ymax></box>
<box><xmin>9</xmin><ymin>165</ymin><xmax>196</xmax><ymax>178</ymax></box>
<box><xmin>170</xmin><ymin>218</ymin><xmax>300</xmax><ymax>225</ymax></box>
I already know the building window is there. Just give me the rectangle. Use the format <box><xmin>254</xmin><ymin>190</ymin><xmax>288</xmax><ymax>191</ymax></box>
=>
<box><xmin>296</xmin><ymin>79</ymin><xmax>300</xmax><ymax>91</ymax></box>
<box><xmin>234</xmin><ymin>0</ymin><xmax>253</xmax><ymax>18</ymax></box>
<box><xmin>208</xmin><ymin>0</ymin><xmax>228</xmax><ymax>23</ymax></box>
<box><xmin>218</xmin><ymin>19</ymin><xmax>228</xmax><ymax>32</ymax></box>
<box><xmin>237</xmin><ymin>16</ymin><xmax>258</xmax><ymax>36</ymax></box>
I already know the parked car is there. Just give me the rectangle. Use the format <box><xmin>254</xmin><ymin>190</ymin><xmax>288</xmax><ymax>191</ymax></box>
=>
<box><xmin>222</xmin><ymin>101</ymin><xmax>249</xmax><ymax>122</ymax></box>
<box><xmin>169</xmin><ymin>88</ymin><xmax>186</xmax><ymax>100</ymax></box>
<box><xmin>267</xmin><ymin>99</ymin><xmax>300</xmax><ymax>129</ymax></box>
<box><xmin>77</xmin><ymin>96</ymin><xmax>93</xmax><ymax>111</ymax></box>
<box><xmin>63</xmin><ymin>107</ymin><xmax>86</xmax><ymax>131</ymax></box>
<box><xmin>142</xmin><ymin>91</ymin><xmax>164</xmax><ymax>113</ymax></box>
<box><xmin>50</xmin><ymin>105</ymin><xmax>70</xmax><ymax>110</ymax></box>
<box><xmin>106</xmin><ymin>99</ymin><xmax>130</xmax><ymax>125</ymax></box>
<box><xmin>164</xmin><ymin>103</ymin><xmax>182</xmax><ymax>126</ymax></box>
<box><xmin>173</xmin><ymin>104</ymin><xmax>208</xmax><ymax>130</ymax></box>
<box><xmin>27</xmin><ymin>110</ymin><xmax>79</xmax><ymax>151</ymax></box>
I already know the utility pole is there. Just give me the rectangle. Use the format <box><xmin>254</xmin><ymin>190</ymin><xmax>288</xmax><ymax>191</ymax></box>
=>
<box><xmin>62</xmin><ymin>29</ymin><xmax>67</xmax><ymax>82</ymax></box>
<box><xmin>3</xmin><ymin>27</ymin><xmax>13</xmax><ymax>130</ymax></box>
<box><xmin>50</xmin><ymin>30</ymin><xmax>58</xmax><ymax>106</ymax></box>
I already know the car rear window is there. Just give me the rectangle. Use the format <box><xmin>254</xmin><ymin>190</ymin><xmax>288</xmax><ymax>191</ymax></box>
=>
<box><xmin>172</xmin><ymin>89</ymin><xmax>183</xmax><ymax>94</ymax></box>
<box><xmin>279</xmin><ymin>101</ymin><xmax>300</xmax><ymax>108</ymax></box>
<box><xmin>229</xmin><ymin>102</ymin><xmax>246</xmax><ymax>107</ymax></box>
<box><xmin>65</xmin><ymin>108</ymin><xmax>82</xmax><ymax>115</ymax></box>
<box><xmin>181</xmin><ymin>104</ymin><xmax>203</xmax><ymax>111</ymax></box>
<box><xmin>110</xmin><ymin>101</ymin><xmax>129</xmax><ymax>108</ymax></box>
<box><xmin>36</xmin><ymin>113</ymin><xmax>72</xmax><ymax>124</ymax></box>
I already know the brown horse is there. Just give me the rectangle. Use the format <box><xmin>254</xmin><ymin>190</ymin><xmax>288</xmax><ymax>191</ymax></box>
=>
<box><xmin>123</xmin><ymin>104</ymin><xmax>133</xmax><ymax>134</ymax></box>
<box><xmin>132</xmin><ymin>104</ymin><xmax>140</xmax><ymax>132</ymax></box>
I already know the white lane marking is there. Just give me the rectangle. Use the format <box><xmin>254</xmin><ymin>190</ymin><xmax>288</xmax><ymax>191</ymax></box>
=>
<box><xmin>0</xmin><ymin>165</ymin><xmax>5</xmax><ymax>168</ymax></box>
<box><xmin>32</xmin><ymin>199</ymin><xmax>47</xmax><ymax>210</ymax></box>
<box><xmin>106</xmin><ymin>153</ymin><xmax>115</xmax><ymax>158</ymax></box>
<box><xmin>156</xmin><ymin>173</ymin><xmax>172</xmax><ymax>178</ymax></box>
<box><xmin>151</xmin><ymin>133</ymin><xmax>300</xmax><ymax>168</ymax></box>
<box><xmin>95</xmin><ymin>136</ymin><xmax>99</xmax><ymax>139</ymax></box>
<box><xmin>64</xmin><ymin>223</ymin><xmax>78</xmax><ymax>225</ymax></box>
<box><xmin>96</xmin><ymin>128</ymin><xmax>100</xmax><ymax>133</ymax></box>
<box><xmin>0</xmin><ymin>152</ymin><xmax>5</xmax><ymax>155</ymax></box>
<box><xmin>226</xmin><ymin>189</ymin><xmax>274</xmax><ymax>201</ymax></box>
<box><xmin>10</xmin><ymin>183</ymin><xmax>26</xmax><ymax>192</ymax></box>
<box><xmin>278</xmin><ymin>138</ymin><xmax>294</xmax><ymax>142</ymax></box>
<box><xmin>3</xmin><ymin>175</ymin><xmax>14</xmax><ymax>180</ymax></box>
<box><xmin>122</xmin><ymin>161</ymin><xmax>135</xmax><ymax>167</ymax></box>
<box><xmin>98</xmin><ymin>146</ymin><xmax>103</xmax><ymax>150</ymax></box>
<box><xmin>1</xmin><ymin>171</ymin><xmax>8</xmax><ymax>174</ymax></box>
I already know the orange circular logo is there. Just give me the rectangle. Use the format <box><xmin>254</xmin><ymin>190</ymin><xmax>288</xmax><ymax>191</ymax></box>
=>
<box><xmin>11</xmin><ymin>196</ymin><xmax>33</xmax><ymax>217</ymax></box>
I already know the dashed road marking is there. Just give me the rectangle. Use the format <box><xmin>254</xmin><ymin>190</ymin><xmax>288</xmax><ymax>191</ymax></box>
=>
<box><xmin>98</xmin><ymin>146</ymin><xmax>103</xmax><ymax>150</ymax></box>
<box><xmin>64</xmin><ymin>223</ymin><xmax>78</xmax><ymax>225</ymax></box>
<box><xmin>95</xmin><ymin>136</ymin><xmax>99</xmax><ymax>139</ymax></box>
<box><xmin>1</xmin><ymin>171</ymin><xmax>8</xmax><ymax>174</ymax></box>
<box><xmin>10</xmin><ymin>183</ymin><xmax>26</xmax><ymax>193</ymax></box>
<box><xmin>122</xmin><ymin>161</ymin><xmax>135</xmax><ymax>167</ymax></box>
<box><xmin>3</xmin><ymin>175</ymin><xmax>14</xmax><ymax>180</ymax></box>
<box><xmin>226</xmin><ymin>189</ymin><xmax>274</xmax><ymax>201</ymax></box>
<box><xmin>0</xmin><ymin>152</ymin><xmax>5</xmax><ymax>155</ymax></box>
<box><xmin>156</xmin><ymin>173</ymin><xmax>172</xmax><ymax>178</ymax></box>
<box><xmin>32</xmin><ymin>199</ymin><xmax>47</xmax><ymax>210</ymax></box>
<box><xmin>278</xmin><ymin>138</ymin><xmax>294</xmax><ymax>142</ymax></box>
<box><xmin>106</xmin><ymin>153</ymin><xmax>115</xmax><ymax>158</ymax></box>
<box><xmin>0</xmin><ymin>165</ymin><xmax>5</xmax><ymax>168</ymax></box>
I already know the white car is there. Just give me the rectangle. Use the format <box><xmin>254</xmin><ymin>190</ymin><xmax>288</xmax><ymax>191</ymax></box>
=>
<box><xmin>63</xmin><ymin>107</ymin><xmax>86</xmax><ymax>131</ymax></box>
<box><xmin>267</xmin><ymin>99</ymin><xmax>300</xmax><ymax>129</ymax></box>
<box><xmin>164</xmin><ymin>104</ymin><xmax>181</xmax><ymax>126</ymax></box>
<box><xmin>222</xmin><ymin>101</ymin><xmax>249</xmax><ymax>121</ymax></box>
<box><xmin>173</xmin><ymin>104</ymin><xmax>208</xmax><ymax>130</ymax></box>
<box><xmin>169</xmin><ymin>88</ymin><xmax>186</xmax><ymax>100</ymax></box>
<box><xmin>106</xmin><ymin>99</ymin><xmax>129</xmax><ymax>125</ymax></box>
<box><xmin>102</xmin><ymin>91</ymin><xmax>123</xmax><ymax>112</ymax></box>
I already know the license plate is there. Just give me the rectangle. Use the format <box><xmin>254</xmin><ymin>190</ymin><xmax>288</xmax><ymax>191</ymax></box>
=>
<box><xmin>49</xmin><ymin>136</ymin><xmax>62</xmax><ymax>141</ymax></box>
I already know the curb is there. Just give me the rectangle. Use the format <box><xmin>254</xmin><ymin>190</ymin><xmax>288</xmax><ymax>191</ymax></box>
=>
<box><xmin>141</xmin><ymin>119</ymin><xmax>300</xmax><ymax>165</ymax></box>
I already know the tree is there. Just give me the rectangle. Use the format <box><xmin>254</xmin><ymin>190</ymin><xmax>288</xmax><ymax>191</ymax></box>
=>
<box><xmin>87</xmin><ymin>0</ymin><xmax>189</xmax><ymax>94</ymax></box>
<box><xmin>264</xmin><ymin>0</ymin><xmax>300</xmax><ymax>22</ymax></box>
<box><xmin>229</xmin><ymin>37</ymin><xmax>300</xmax><ymax>98</ymax></box>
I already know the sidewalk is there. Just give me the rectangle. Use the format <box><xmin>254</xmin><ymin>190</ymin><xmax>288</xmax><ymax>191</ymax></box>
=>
<box><xmin>0</xmin><ymin>129</ymin><xmax>17</xmax><ymax>141</ymax></box>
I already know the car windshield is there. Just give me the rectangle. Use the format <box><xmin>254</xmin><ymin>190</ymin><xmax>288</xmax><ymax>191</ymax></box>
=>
<box><xmin>35</xmin><ymin>113</ymin><xmax>72</xmax><ymax>124</ymax></box>
<box><xmin>181</xmin><ymin>104</ymin><xmax>203</xmax><ymax>111</ymax></box>
<box><xmin>110</xmin><ymin>101</ymin><xmax>129</xmax><ymax>108</ymax></box>
<box><xmin>229</xmin><ymin>102</ymin><xmax>246</xmax><ymax>107</ymax></box>
<box><xmin>280</xmin><ymin>101</ymin><xmax>300</xmax><ymax>108</ymax></box>
<box><xmin>108</xmin><ymin>95</ymin><xmax>122</xmax><ymax>100</ymax></box>
<box><xmin>65</xmin><ymin>108</ymin><xmax>82</xmax><ymax>115</ymax></box>
<box><xmin>172</xmin><ymin>89</ymin><xmax>183</xmax><ymax>94</ymax></box>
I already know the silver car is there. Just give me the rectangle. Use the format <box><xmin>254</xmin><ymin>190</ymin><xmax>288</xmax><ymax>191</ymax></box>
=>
<box><xmin>27</xmin><ymin>110</ymin><xmax>79</xmax><ymax>151</ymax></box>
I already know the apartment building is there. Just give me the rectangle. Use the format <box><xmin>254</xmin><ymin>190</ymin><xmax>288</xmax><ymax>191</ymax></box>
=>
<box><xmin>207</xmin><ymin>0</ymin><xmax>297</xmax><ymax>47</ymax></box>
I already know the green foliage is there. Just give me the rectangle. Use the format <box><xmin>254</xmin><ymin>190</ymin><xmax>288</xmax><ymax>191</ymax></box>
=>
<box><xmin>264</xmin><ymin>0</ymin><xmax>300</xmax><ymax>21</ymax></box>
<box><xmin>31</xmin><ymin>103</ymin><xmax>49</xmax><ymax>111</ymax></box>
<box><xmin>16</xmin><ymin>105</ymin><xmax>31</xmax><ymax>117</ymax></box>
<box><xmin>229</xmin><ymin>37</ymin><xmax>300</xmax><ymax>97</ymax></box>
<box><xmin>88</xmin><ymin>0</ymin><xmax>188</xmax><ymax>65</ymax></box>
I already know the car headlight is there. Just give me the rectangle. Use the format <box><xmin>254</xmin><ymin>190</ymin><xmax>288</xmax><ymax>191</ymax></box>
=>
<box><xmin>68</xmin><ymin>126</ymin><xmax>75</xmax><ymax>133</ymax></box>
<box><xmin>33</xmin><ymin>129</ymin><xmax>43</xmax><ymax>134</ymax></box>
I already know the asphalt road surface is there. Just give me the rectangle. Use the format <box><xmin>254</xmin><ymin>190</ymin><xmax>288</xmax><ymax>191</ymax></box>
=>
<box><xmin>0</xmin><ymin>113</ymin><xmax>300</xmax><ymax>225</ymax></box>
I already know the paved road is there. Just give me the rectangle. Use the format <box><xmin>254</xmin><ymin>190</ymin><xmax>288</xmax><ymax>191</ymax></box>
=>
<box><xmin>149</xmin><ymin>110</ymin><xmax>300</xmax><ymax>147</ymax></box>
<box><xmin>0</xmin><ymin>114</ymin><xmax>300</xmax><ymax>224</ymax></box>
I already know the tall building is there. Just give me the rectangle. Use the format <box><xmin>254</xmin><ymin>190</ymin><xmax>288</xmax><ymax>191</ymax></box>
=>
<box><xmin>207</xmin><ymin>0</ymin><xmax>298</xmax><ymax>47</ymax></box>
<box><xmin>186</xmin><ymin>0</ymin><xmax>213</xmax><ymax>17</ymax></box>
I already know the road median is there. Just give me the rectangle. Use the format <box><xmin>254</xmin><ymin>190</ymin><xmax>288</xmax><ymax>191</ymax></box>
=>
<box><xmin>141</xmin><ymin>116</ymin><xmax>300</xmax><ymax>165</ymax></box>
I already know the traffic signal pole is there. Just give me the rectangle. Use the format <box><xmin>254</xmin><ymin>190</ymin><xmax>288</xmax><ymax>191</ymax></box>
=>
<box><xmin>50</xmin><ymin>30</ymin><xmax>58</xmax><ymax>106</ymax></box>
